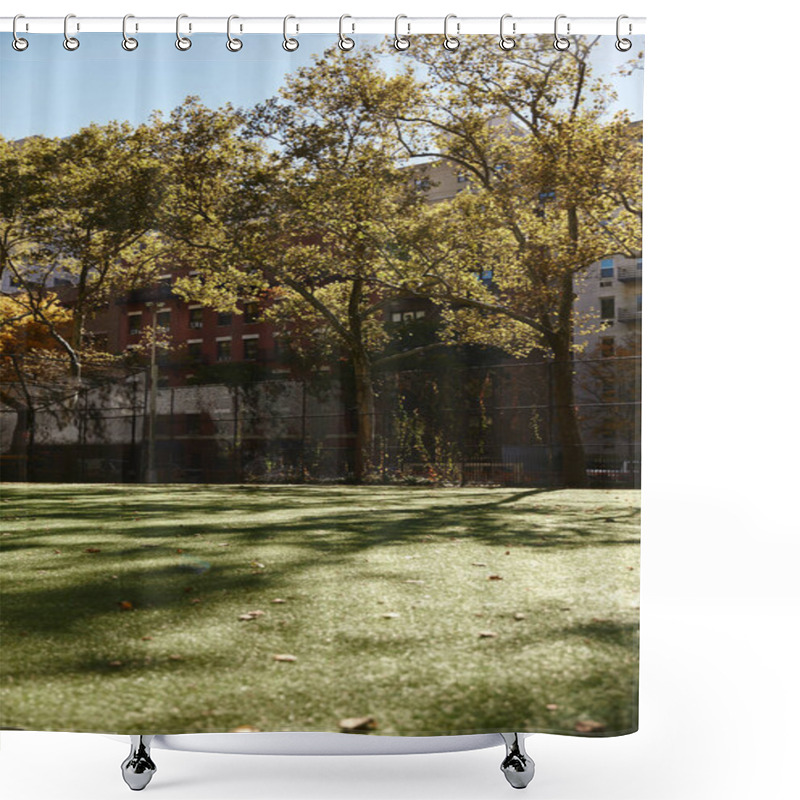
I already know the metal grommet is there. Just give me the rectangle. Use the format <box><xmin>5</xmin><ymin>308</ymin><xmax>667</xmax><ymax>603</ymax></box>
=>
<box><xmin>394</xmin><ymin>14</ymin><xmax>410</xmax><ymax>51</ymax></box>
<box><xmin>443</xmin><ymin>14</ymin><xmax>459</xmax><ymax>50</ymax></box>
<box><xmin>499</xmin><ymin>13</ymin><xmax>516</xmax><ymax>50</ymax></box>
<box><xmin>226</xmin><ymin>15</ymin><xmax>243</xmax><ymax>51</ymax></box>
<box><xmin>175</xmin><ymin>13</ymin><xmax>192</xmax><ymax>51</ymax></box>
<box><xmin>338</xmin><ymin>14</ymin><xmax>355</xmax><ymax>51</ymax></box>
<box><xmin>63</xmin><ymin>13</ymin><xmax>80</xmax><ymax>51</ymax></box>
<box><xmin>12</xmin><ymin>14</ymin><xmax>29</xmax><ymax>51</ymax></box>
<box><xmin>282</xmin><ymin>15</ymin><xmax>299</xmax><ymax>51</ymax></box>
<box><xmin>615</xmin><ymin>15</ymin><xmax>632</xmax><ymax>51</ymax></box>
<box><xmin>122</xmin><ymin>14</ymin><xmax>138</xmax><ymax>51</ymax></box>
<box><xmin>553</xmin><ymin>14</ymin><xmax>570</xmax><ymax>51</ymax></box>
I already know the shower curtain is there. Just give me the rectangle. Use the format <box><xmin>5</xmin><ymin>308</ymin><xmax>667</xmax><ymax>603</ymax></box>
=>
<box><xmin>0</xmin><ymin>24</ymin><xmax>643</xmax><ymax>740</ymax></box>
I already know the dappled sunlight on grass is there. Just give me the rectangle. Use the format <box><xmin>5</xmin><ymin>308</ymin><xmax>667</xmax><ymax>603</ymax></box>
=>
<box><xmin>1</xmin><ymin>484</ymin><xmax>639</xmax><ymax>736</ymax></box>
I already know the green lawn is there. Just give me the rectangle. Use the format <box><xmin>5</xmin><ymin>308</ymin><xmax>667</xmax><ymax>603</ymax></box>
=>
<box><xmin>0</xmin><ymin>484</ymin><xmax>640</xmax><ymax>737</ymax></box>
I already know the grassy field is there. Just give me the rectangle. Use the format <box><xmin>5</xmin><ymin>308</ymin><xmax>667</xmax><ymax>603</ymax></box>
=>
<box><xmin>0</xmin><ymin>484</ymin><xmax>640</xmax><ymax>737</ymax></box>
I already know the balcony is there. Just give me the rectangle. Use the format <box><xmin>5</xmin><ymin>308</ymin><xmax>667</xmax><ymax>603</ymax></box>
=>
<box><xmin>618</xmin><ymin>307</ymin><xmax>642</xmax><ymax>323</ymax></box>
<box><xmin>617</xmin><ymin>266</ymin><xmax>642</xmax><ymax>282</ymax></box>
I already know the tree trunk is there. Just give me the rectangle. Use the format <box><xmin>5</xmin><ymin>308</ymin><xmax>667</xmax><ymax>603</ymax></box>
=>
<box><xmin>5</xmin><ymin>404</ymin><xmax>35</xmax><ymax>481</ymax></box>
<box><xmin>550</xmin><ymin>333</ymin><xmax>587</xmax><ymax>488</ymax></box>
<box><xmin>351</xmin><ymin>349</ymin><xmax>376</xmax><ymax>483</ymax></box>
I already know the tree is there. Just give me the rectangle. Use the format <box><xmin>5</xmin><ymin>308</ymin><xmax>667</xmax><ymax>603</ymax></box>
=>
<box><xmin>385</xmin><ymin>35</ymin><xmax>643</xmax><ymax>486</ymax></box>
<box><xmin>0</xmin><ymin>126</ymin><xmax>164</xmax><ymax>383</ymax></box>
<box><xmin>0</xmin><ymin>293</ymin><xmax>72</xmax><ymax>478</ymax></box>
<box><xmin>155</xmin><ymin>50</ymin><xmax>432</xmax><ymax>482</ymax></box>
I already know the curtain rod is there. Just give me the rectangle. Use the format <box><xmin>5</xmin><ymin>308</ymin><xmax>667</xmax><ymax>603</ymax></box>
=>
<box><xmin>1</xmin><ymin>16</ymin><xmax>645</xmax><ymax>36</ymax></box>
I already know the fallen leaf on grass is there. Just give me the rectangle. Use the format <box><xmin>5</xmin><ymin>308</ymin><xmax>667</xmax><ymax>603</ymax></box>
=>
<box><xmin>250</xmin><ymin>561</ymin><xmax>266</xmax><ymax>569</ymax></box>
<box><xmin>85</xmin><ymin>548</ymin><xmax>101</xmax><ymax>554</ymax></box>
<box><xmin>339</xmin><ymin>716</ymin><xmax>377</xmax><ymax>732</ymax></box>
<box><xmin>230</xmin><ymin>725</ymin><xmax>260</xmax><ymax>733</ymax></box>
<box><xmin>488</xmin><ymin>574</ymin><xmax>503</xmax><ymax>581</ymax></box>
<box><xmin>381</xmin><ymin>612</ymin><xmax>400</xmax><ymax>619</ymax></box>
<box><xmin>404</xmin><ymin>579</ymin><xmax>425</xmax><ymax>585</ymax></box>
<box><xmin>108</xmin><ymin>660</ymin><xmax>123</xmax><ymax>667</ymax></box>
<box><xmin>118</xmin><ymin>601</ymin><xmax>134</xmax><ymax>611</ymax></box>
<box><xmin>190</xmin><ymin>598</ymin><xmax>202</xmax><ymax>604</ymax></box>
<box><xmin>513</xmin><ymin>612</ymin><xmax>527</xmax><ymax>621</ymax></box>
<box><xmin>141</xmin><ymin>636</ymin><xmax>152</xmax><ymax>641</ymax></box>
<box><xmin>471</xmin><ymin>562</ymin><xmax>487</xmax><ymax>567</ymax></box>
<box><xmin>574</xmin><ymin>720</ymin><xmax>606</xmax><ymax>734</ymax></box>
<box><xmin>478</xmin><ymin>631</ymin><xmax>498</xmax><ymax>638</ymax></box>
<box><xmin>168</xmin><ymin>654</ymin><xmax>184</xmax><ymax>661</ymax></box>
<box><xmin>271</xmin><ymin>598</ymin><xmax>286</xmax><ymax>604</ymax></box>
<box><xmin>238</xmin><ymin>610</ymin><xmax>265</xmax><ymax>621</ymax></box>
<box><xmin>272</xmin><ymin>654</ymin><xmax>297</xmax><ymax>662</ymax></box>
<box><xmin>546</xmin><ymin>704</ymin><xmax>559</xmax><ymax>711</ymax></box>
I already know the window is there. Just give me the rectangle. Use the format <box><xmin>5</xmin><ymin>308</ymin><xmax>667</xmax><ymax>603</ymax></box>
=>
<box><xmin>600</xmin><ymin>297</ymin><xmax>615</xmax><ymax>320</ymax></box>
<box><xmin>187</xmin><ymin>340</ymin><xmax>203</xmax><ymax>362</ymax></box>
<box><xmin>538</xmin><ymin>189</ymin><xmax>555</xmax><ymax>202</ymax></box>
<box><xmin>243</xmin><ymin>337</ymin><xmax>259</xmax><ymax>361</ymax></box>
<box><xmin>600</xmin><ymin>258</ymin><xmax>614</xmax><ymax>279</ymax></box>
<box><xmin>636</xmin><ymin>294</ymin><xmax>642</xmax><ymax>312</ymax></box>
<box><xmin>636</xmin><ymin>258</ymin><xmax>643</xmax><ymax>271</ymax></box>
<box><xmin>244</xmin><ymin>302</ymin><xmax>259</xmax><ymax>324</ymax></box>
<box><xmin>157</xmin><ymin>275</ymin><xmax>172</xmax><ymax>289</ymax></box>
<box><xmin>478</xmin><ymin>267</ymin><xmax>494</xmax><ymax>283</ymax></box>
<box><xmin>155</xmin><ymin>310</ymin><xmax>171</xmax><ymax>330</ymax></box>
<box><xmin>600</xmin><ymin>337</ymin><xmax>615</xmax><ymax>358</ymax></box>
<box><xmin>128</xmin><ymin>312</ymin><xmax>142</xmax><ymax>335</ymax></box>
<box><xmin>217</xmin><ymin>311</ymin><xmax>233</xmax><ymax>327</ymax></box>
<box><xmin>457</xmin><ymin>172</ymin><xmax>469</xmax><ymax>183</ymax></box>
<box><xmin>189</xmin><ymin>307</ymin><xmax>203</xmax><ymax>329</ymax></box>
<box><xmin>414</xmin><ymin>177</ymin><xmax>430</xmax><ymax>191</ymax></box>
<box><xmin>391</xmin><ymin>312</ymin><xmax>403</xmax><ymax>323</ymax></box>
<box><xmin>216</xmin><ymin>339</ymin><xmax>232</xmax><ymax>362</ymax></box>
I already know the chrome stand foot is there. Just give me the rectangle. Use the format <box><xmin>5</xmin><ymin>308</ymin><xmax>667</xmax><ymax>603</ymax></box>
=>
<box><xmin>121</xmin><ymin>735</ymin><xmax>157</xmax><ymax>791</ymax></box>
<box><xmin>500</xmin><ymin>733</ymin><xmax>535</xmax><ymax>789</ymax></box>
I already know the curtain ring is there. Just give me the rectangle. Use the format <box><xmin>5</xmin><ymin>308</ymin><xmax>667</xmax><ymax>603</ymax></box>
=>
<box><xmin>443</xmin><ymin>14</ymin><xmax>459</xmax><ymax>50</ymax></box>
<box><xmin>63</xmin><ymin>13</ymin><xmax>80</xmax><ymax>51</ymax></box>
<box><xmin>499</xmin><ymin>13</ymin><xmax>516</xmax><ymax>50</ymax></box>
<box><xmin>615</xmin><ymin>15</ymin><xmax>632</xmax><ymax>51</ymax></box>
<box><xmin>553</xmin><ymin>14</ymin><xmax>570</xmax><ymax>51</ymax></box>
<box><xmin>338</xmin><ymin>14</ymin><xmax>355</xmax><ymax>51</ymax></box>
<box><xmin>282</xmin><ymin>15</ymin><xmax>299</xmax><ymax>51</ymax></box>
<box><xmin>175</xmin><ymin>13</ymin><xmax>192</xmax><ymax>50</ymax></box>
<box><xmin>394</xmin><ymin>14</ymin><xmax>410</xmax><ymax>51</ymax></box>
<box><xmin>226</xmin><ymin>15</ymin><xmax>243</xmax><ymax>51</ymax></box>
<box><xmin>122</xmin><ymin>14</ymin><xmax>138</xmax><ymax>51</ymax></box>
<box><xmin>12</xmin><ymin>15</ymin><xmax>29</xmax><ymax>51</ymax></box>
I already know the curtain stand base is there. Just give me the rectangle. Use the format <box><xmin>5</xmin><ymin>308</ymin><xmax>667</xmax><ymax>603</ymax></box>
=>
<box><xmin>120</xmin><ymin>732</ymin><xmax>534</xmax><ymax>791</ymax></box>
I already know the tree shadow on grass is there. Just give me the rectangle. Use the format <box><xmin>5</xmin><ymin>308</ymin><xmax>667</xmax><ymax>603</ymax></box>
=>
<box><xmin>2</xmin><ymin>485</ymin><xmax>639</xmax><ymax>646</ymax></box>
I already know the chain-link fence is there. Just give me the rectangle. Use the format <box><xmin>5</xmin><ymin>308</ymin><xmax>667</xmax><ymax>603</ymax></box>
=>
<box><xmin>1</xmin><ymin>355</ymin><xmax>640</xmax><ymax>487</ymax></box>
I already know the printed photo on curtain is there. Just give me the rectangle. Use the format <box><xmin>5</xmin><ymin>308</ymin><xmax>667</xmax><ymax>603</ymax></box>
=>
<box><xmin>0</xmin><ymin>21</ymin><xmax>643</xmax><ymax>784</ymax></box>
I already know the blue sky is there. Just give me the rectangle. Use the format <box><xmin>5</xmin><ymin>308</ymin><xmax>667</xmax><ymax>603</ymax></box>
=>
<box><xmin>0</xmin><ymin>33</ymin><xmax>643</xmax><ymax>139</ymax></box>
